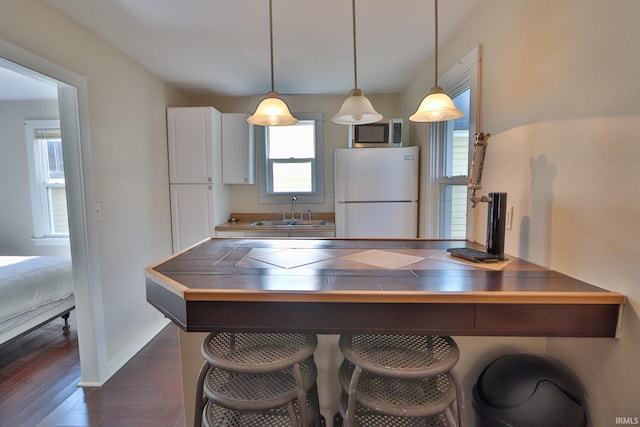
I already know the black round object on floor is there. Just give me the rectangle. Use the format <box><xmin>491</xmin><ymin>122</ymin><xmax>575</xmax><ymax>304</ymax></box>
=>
<box><xmin>472</xmin><ymin>354</ymin><xmax>587</xmax><ymax>427</ymax></box>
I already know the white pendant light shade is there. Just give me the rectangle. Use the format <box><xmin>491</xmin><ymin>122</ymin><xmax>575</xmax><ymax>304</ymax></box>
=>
<box><xmin>331</xmin><ymin>0</ymin><xmax>382</xmax><ymax>125</ymax></box>
<box><xmin>410</xmin><ymin>0</ymin><xmax>464</xmax><ymax>123</ymax></box>
<box><xmin>247</xmin><ymin>0</ymin><xmax>298</xmax><ymax>127</ymax></box>
<box><xmin>248</xmin><ymin>91</ymin><xmax>298</xmax><ymax>126</ymax></box>
<box><xmin>409</xmin><ymin>86</ymin><xmax>464</xmax><ymax>122</ymax></box>
<box><xmin>331</xmin><ymin>88</ymin><xmax>383</xmax><ymax>125</ymax></box>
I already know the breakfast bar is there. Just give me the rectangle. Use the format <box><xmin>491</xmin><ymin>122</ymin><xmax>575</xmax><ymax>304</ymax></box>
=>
<box><xmin>145</xmin><ymin>238</ymin><xmax>625</xmax><ymax>338</ymax></box>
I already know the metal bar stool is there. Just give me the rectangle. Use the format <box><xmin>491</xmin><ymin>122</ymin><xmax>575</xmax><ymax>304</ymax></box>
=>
<box><xmin>338</xmin><ymin>389</ymin><xmax>454</xmax><ymax>427</ymax></box>
<box><xmin>338</xmin><ymin>335</ymin><xmax>464</xmax><ymax>427</ymax></box>
<box><xmin>195</xmin><ymin>332</ymin><xmax>322</xmax><ymax>427</ymax></box>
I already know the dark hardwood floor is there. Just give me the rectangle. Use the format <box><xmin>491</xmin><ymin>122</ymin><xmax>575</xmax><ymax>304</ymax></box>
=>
<box><xmin>0</xmin><ymin>313</ymin><xmax>185</xmax><ymax>426</ymax></box>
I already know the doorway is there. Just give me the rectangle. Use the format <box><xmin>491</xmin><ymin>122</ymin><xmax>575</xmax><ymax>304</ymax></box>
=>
<box><xmin>0</xmin><ymin>38</ymin><xmax>107</xmax><ymax>385</ymax></box>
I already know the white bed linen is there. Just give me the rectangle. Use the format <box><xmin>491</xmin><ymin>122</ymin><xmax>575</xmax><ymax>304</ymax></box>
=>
<box><xmin>0</xmin><ymin>256</ymin><xmax>74</xmax><ymax>334</ymax></box>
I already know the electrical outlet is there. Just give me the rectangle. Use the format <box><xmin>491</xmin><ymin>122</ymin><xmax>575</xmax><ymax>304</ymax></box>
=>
<box><xmin>505</xmin><ymin>205</ymin><xmax>514</xmax><ymax>230</ymax></box>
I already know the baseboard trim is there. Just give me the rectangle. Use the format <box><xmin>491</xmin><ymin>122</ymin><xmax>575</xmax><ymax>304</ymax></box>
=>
<box><xmin>77</xmin><ymin>317</ymin><xmax>171</xmax><ymax>387</ymax></box>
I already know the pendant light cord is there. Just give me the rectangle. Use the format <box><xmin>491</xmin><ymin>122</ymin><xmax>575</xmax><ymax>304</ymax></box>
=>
<box><xmin>434</xmin><ymin>0</ymin><xmax>439</xmax><ymax>88</ymax></box>
<box><xmin>269</xmin><ymin>0</ymin><xmax>275</xmax><ymax>92</ymax></box>
<box><xmin>351</xmin><ymin>0</ymin><xmax>358</xmax><ymax>89</ymax></box>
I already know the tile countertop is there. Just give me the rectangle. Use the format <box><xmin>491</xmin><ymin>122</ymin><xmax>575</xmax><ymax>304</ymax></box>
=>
<box><xmin>144</xmin><ymin>238</ymin><xmax>625</xmax><ymax>337</ymax></box>
<box><xmin>215</xmin><ymin>212</ymin><xmax>336</xmax><ymax>232</ymax></box>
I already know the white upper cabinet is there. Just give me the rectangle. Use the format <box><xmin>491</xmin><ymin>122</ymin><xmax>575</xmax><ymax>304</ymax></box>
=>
<box><xmin>167</xmin><ymin>107</ymin><xmax>221</xmax><ymax>184</ymax></box>
<box><xmin>222</xmin><ymin>113</ymin><xmax>255</xmax><ymax>184</ymax></box>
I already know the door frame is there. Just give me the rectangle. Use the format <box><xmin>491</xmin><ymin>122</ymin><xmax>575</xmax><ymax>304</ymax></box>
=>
<box><xmin>0</xmin><ymin>38</ymin><xmax>108</xmax><ymax>385</ymax></box>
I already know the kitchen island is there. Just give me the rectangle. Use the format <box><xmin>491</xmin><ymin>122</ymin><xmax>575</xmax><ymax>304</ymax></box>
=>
<box><xmin>145</xmin><ymin>238</ymin><xmax>625</xmax><ymax>425</ymax></box>
<box><xmin>145</xmin><ymin>238</ymin><xmax>624</xmax><ymax>338</ymax></box>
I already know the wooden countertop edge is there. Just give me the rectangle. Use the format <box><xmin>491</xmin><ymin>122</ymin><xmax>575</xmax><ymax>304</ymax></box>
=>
<box><xmin>179</xmin><ymin>288</ymin><xmax>625</xmax><ymax>304</ymax></box>
<box><xmin>144</xmin><ymin>268</ymin><xmax>187</xmax><ymax>298</ymax></box>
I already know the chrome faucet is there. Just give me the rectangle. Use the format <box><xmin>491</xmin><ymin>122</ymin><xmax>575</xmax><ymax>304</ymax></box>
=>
<box><xmin>290</xmin><ymin>196</ymin><xmax>297</xmax><ymax>221</ymax></box>
<box><xmin>300</xmin><ymin>209</ymin><xmax>313</xmax><ymax>222</ymax></box>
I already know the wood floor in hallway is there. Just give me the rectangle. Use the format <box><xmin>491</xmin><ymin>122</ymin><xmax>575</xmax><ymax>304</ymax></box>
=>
<box><xmin>0</xmin><ymin>313</ymin><xmax>185</xmax><ymax>426</ymax></box>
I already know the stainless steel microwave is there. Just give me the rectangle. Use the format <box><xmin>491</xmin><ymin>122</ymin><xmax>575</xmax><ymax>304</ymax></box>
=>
<box><xmin>350</xmin><ymin>119</ymin><xmax>403</xmax><ymax>148</ymax></box>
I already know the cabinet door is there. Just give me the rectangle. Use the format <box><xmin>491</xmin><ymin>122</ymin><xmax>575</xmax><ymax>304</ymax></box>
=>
<box><xmin>222</xmin><ymin>113</ymin><xmax>255</xmax><ymax>184</ymax></box>
<box><xmin>170</xmin><ymin>184</ymin><xmax>214</xmax><ymax>252</ymax></box>
<box><xmin>288</xmin><ymin>231</ymin><xmax>336</xmax><ymax>238</ymax></box>
<box><xmin>168</xmin><ymin>107</ymin><xmax>219</xmax><ymax>184</ymax></box>
<box><xmin>215</xmin><ymin>231</ymin><xmax>246</xmax><ymax>238</ymax></box>
<box><xmin>244</xmin><ymin>231</ymin><xmax>289</xmax><ymax>238</ymax></box>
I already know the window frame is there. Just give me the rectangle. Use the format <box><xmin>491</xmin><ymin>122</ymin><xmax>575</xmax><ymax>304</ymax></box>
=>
<box><xmin>24</xmin><ymin>119</ymin><xmax>70</xmax><ymax>246</ymax></box>
<box><xmin>426</xmin><ymin>46</ymin><xmax>481</xmax><ymax>239</ymax></box>
<box><xmin>266</xmin><ymin>120</ymin><xmax>317</xmax><ymax>194</ymax></box>
<box><xmin>257</xmin><ymin>112</ymin><xmax>325</xmax><ymax>204</ymax></box>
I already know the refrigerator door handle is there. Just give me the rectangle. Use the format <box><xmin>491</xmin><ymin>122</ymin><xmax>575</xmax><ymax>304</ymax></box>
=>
<box><xmin>334</xmin><ymin>151</ymin><xmax>347</xmax><ymax>202</ymax></box>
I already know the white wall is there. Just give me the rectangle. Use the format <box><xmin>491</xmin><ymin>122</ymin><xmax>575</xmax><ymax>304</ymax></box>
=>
<box><xmin>401</xmin><ymin>0</ymin><xmax>640</xmax><ymax>424</ymax></box>
<box><xmin>0</xmin><ymin>99</ymin><xmax>70</xmax><ymax>257</ymax></box>
<box><xmin>0</xmin><ymin>0</ymin><xmax>188</xmax><ymax>380</ymax></box>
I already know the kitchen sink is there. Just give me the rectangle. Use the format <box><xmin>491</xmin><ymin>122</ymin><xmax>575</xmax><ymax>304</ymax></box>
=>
<box><xmin>250</xmin><ymin>220</ymin><xmax>292</xmax><ymax>227</ymax></box>
<box><xmin>249</xmin><ymin>220</ymin><xmax>330</xmax><ymax>227</ymax></box>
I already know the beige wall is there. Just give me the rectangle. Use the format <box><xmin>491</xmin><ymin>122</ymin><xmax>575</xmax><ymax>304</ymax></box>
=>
<box><xmin>0</xmin><ymin>0</ymin><xmax>188</xmax><ymax>374</ymax></box>
<box><xmin>401</xmin><ymin>0</ymin><xmax>640</xmax><ymax>424</ymax></box>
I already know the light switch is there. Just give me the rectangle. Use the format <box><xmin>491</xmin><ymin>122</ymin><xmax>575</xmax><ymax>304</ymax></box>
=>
<box><xmin>505</xmin><ymin>205</ymin><xmax>513</xmax><ymax>230</ymax></box>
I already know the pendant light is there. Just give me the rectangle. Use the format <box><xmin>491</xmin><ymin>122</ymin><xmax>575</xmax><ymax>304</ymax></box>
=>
<box><xmin>247</xmin><ymin>0</ymin><xmax>298</xmax><ymax>126</ymax></box>
<box><xmin>331</xmin><ymin>0</ymin><xmax>382</xmax><ymax>125</ymax></box>
<box><xmin>409</xmin><ymin>0</ymin><xmax>464</xmax><ymax>122</ymax></box>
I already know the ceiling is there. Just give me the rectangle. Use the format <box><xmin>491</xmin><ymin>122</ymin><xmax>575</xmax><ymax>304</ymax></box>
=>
<box><xmin>0</xmin><ymin>65</ymin><xmax>58</xmax><ymax>101</ymax></box>
<box><xmin>1</xmin><ymin>0</ymin><xmax>486</xmax><ymax>100</ymax></box>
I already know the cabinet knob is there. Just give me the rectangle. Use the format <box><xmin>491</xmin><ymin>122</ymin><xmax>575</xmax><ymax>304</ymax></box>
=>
<box><xmin>208</xmin><ymin>177</ymin><xmax>212</xmax><ymax>182</ymax></box>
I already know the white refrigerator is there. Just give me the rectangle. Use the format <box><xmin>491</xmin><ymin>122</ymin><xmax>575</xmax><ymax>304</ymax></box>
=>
<box><xmin>334</xmin><ymin>146</ymin><xmax>419</xmax><ymax>238</ymax></box>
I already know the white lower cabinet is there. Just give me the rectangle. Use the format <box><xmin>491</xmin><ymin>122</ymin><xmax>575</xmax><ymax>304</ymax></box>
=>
<box><xmin>244</xmin><ymin>231</ymin><xmax>290</xmax><ymax>238</ymax></box>
<box><xmin>215</xmin><ymin>231</ymin><xmax>247</xmax><ymax>238</ymax></box>
<box><xmin>170</xmin><ymin>184</ymin><xmax>215</xmax><ymax>251</ymax></box>
<box><xmin>288</xmin><ymin>231</ymin><xmax>335</xmax><ymax>238</ymax></box>
<box><xmin>216</xmin><ymin>230</ymin><xmax>335</xmax><ymax>238</ymax></box>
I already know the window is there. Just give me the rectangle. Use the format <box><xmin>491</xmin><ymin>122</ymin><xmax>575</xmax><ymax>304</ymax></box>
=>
<box><xmin>257</xmin><ymin>112</ymin><xmax>325</xmax><ymax>204</ymax></box>
<box><xmin>267</xmin><ymin>121</ymin><xmax>315</xmax><ymax>193</ymax></box>
<box><xmin>24</xmin><ymin>120</ymin><xmax>70</xmax><ymax>245</ymax></box>
<box><xmin>435</xmin><ymin>90</ymin><xmax>471</xmax><ymax>239</ymax></box>
<box><xmin>427</xmin><ymin>47</ymin><xmax>481</xmax><ymax>239</ymax></box>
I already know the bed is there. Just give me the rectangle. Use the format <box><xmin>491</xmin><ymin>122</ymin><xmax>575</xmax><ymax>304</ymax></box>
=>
<box><xmin>0</xmin><ymin>256</ymin><xmax>75</xmax><ymax>345</ymax></box>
